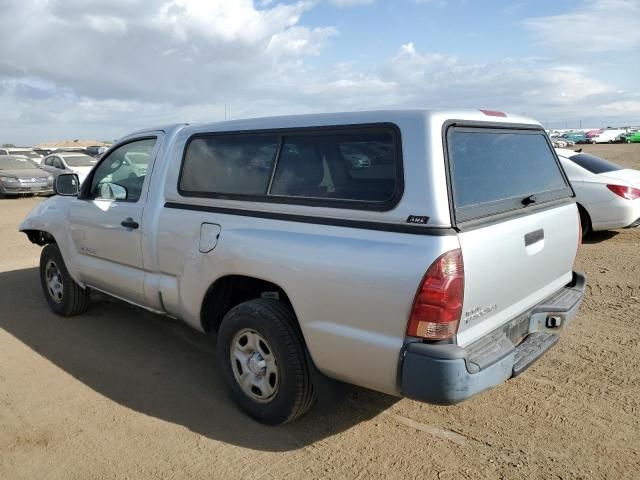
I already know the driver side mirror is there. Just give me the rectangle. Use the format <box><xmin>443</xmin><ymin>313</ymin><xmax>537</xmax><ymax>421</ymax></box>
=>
<box><xmin>54</xmin><ymin>173</ymin><xmax>80</xmax><ymax>196</ymax></box>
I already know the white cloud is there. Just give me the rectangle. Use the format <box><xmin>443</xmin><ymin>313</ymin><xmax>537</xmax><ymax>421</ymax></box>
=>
<box><xmin>83</xmin><ymin>15</ymin><xmax>128</xmax><ymax>35</ymax></box>
<box><xmin>328</xmin><ymin>0</ymin><xmax>374</xmax><ymax>6</ymax></box>
<box><xmin>414</xmin><ymin>0</ymin><xmax>447</xmax><ymax>7</ymax></box>
<box><xmin>597</xmin><ymin>100</ymin><xmax>640</xmax><ymax>114</ymax></box>
<box><xmin>269</xmin><ymin>42</ymin><xmax>629</xmax><ymax>127</ymax></box>
<box><xmin>526</xmin><ymin>0</ymin><xmax>640</xmax><ymax>54</ymax></box>
<box><xmin>267</xmin><ymin>26</ymin><xmax>338</xmax><ymax>56</ymax></box>
<box><xmin>0</xmin><ymin>0</ymin><xmax>637</xmax><ymax>145</ymax></box>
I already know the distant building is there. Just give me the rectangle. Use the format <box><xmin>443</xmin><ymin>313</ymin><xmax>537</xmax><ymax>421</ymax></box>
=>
<box><xmin>37</xmin><ymin>140</ymin><xmax>112</xmax><ymax>148</ymax></box>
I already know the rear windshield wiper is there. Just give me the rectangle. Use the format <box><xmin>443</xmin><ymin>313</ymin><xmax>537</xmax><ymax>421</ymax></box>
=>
<box><xmin>521</xmin><ymin>194</ymin><xmax>537</xmax><ymax>206</ymax></box>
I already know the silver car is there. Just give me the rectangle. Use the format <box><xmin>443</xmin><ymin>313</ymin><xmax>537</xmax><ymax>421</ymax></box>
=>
<box><xmin>0</xmin><ymin>155</ymin><xmax>53</xmax><ymax>197</ymax></box>
<box><xmin>21</xmin><ymin>109</ymin><xmax>585</xmax><ymax>424</ymax></box>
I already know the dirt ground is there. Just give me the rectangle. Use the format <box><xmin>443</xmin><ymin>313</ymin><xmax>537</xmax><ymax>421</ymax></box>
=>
<box><xmin>1</xmin><ymin>144</ymin><xmax>639</xmax><ymax>479</ymax></box>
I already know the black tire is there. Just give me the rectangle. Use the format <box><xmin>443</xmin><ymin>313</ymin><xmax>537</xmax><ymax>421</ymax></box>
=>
<box><xmin>217</xmin><ymin>299</ymin><xmax>315</xmax><ymax>425</ymax></box>
<box><xmin>39</xmin><ymin>243</ymin><xmax>90</xmax><ymax>316</ymax></box>
<box><xmin>578</xmin><ymin>205</ymin><xmax>591</xmax><ymax>239</ymax></box>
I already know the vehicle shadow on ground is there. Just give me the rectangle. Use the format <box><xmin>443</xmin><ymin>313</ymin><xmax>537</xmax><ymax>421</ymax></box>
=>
<box><xmin>583</xmin><ymin>230</ymin><xmax>619</xmax><ymax>244</ymax></box>
<box><xmin>0</xmin><ymin>267</ymin><xmax>398</xmax><ymax>452</ymax></box>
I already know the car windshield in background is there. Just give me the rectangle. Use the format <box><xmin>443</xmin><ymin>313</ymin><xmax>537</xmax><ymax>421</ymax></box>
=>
<box><xmin>448</xmin><ymin>128</ymin><xmax>571</xmax><ymax>221</ymax></box>
<box><xmin>124</xmin><ymin>152</ymin><xmax>150</xmax><ymax>165</ymax></box>
<box><xmin>11</xmin><ymin>150</ymin><xmax>40</xmax><ymax>159</ymax></box>
<box><xmin>0</xmin><ymin>157</ymin><xmax>38</xmax><ymax>170</ymax></box>
<box><xmin>569</xmin><ymin>153</ymin><xmax>622</xmax><ymax>174</ymax></box>
<box><xmin>64</xmin><ymin>155</ymin><xmax>97</xmax><ymax>167</ymax></box>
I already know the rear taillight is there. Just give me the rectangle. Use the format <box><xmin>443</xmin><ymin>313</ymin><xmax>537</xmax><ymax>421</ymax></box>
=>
<box><xmin>607</xmin><ymin>184</ymin><xmax>640</xmax><ymax>200</ymax></box>
<box><xmin>407</xmin><ymin>249</ymin><xmax>464</xmax><ymax>341</ymax></box>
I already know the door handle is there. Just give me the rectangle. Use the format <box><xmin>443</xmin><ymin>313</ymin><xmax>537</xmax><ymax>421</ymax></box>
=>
<box><xmin>524</xmin><ymin>229</ymin><xmax>544</xmax><ymax>246</ymax></box>
<box><xmin>121</xmin><ymin>218</ymin><xmax>139</xmax><ymax>229</ymax></box>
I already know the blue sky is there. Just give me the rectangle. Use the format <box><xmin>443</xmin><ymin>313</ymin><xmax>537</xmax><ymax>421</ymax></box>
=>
<box><xmin>305</xmin><ymin>1</ymin><xmax>542</xmax><ymax>63</ymax></box>
<box><xmin>0</xmin><ymin>0</ymin><xmax>638</xmax><ymax>144</ymax></box>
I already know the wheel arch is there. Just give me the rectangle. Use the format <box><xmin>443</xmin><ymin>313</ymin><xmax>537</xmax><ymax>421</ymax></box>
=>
<box><xmin>577</xmin><ymin>203</ymin><xmax>592</xmax><ymax>236</ymax></box>
<box><xmin>22</xmin><ymin>229</ymin><xmax>57</xmax><ymax>246</ymax></box>
<box><xmin>200</xmin><ymin>274</ymin><xmax>297</xmax><ymax>334</ymax></box>
<box><xmin>22</xmin><ymin>228</ymin><xmax>85</xmax><ymax>287</ymax></box>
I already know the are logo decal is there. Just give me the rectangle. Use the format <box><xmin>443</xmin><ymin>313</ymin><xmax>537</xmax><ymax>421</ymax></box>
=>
<box><xmin>406</xmin><ymin>215</ymin><xmax>429</xmax><ymax>224</ymax></box>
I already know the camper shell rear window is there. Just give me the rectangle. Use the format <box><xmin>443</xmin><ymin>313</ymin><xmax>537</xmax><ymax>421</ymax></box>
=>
<box><xmin>446</xmin><ymin>126</ymin><xmax>573</xmax><ymax>222</ymax></box>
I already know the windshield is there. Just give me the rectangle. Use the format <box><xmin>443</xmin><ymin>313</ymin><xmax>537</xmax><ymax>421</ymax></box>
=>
<box><xmin>569</xmin><ymin>153</ymin><xmax>622</xmax><ymax>174</ymax></box>
<box><xmin>64</xmin><ymin>155</ymin><xmax>98</xmax><ymax>167</ymax></box>
<box><xmin>0</xmin><ymin>157</ymin><xmax>39</xmax><ymax>170</ymax></box>
<box><xmin>10</xmin><ymin>150</ymin><xmax>40</xmax><ymax>159</ymax></box>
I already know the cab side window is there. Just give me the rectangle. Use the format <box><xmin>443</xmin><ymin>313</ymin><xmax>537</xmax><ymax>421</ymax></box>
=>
<box><xmin>52</xmin><ymin>157</ymin><xmax>64</xmax><ymax>169</ymax></box>
<box><xmin>89</xmin><ymin>138</ymin><xmax>156</xmax><ymax>202</ymax></box>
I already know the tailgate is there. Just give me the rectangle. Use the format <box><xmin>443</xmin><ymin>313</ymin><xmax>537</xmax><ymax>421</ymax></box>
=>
<box><xmin>445</xmin><ymin>124</ymin><xmax>578</xmax><ymax>347</ymax></box>
<box><xmin>456</xmin><ymin>203</ymin><xmax>578</xmax><ymax>346</ymax></box>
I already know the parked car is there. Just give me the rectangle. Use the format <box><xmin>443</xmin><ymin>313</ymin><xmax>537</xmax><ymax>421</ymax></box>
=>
<box><xmin>590</xmin><ymin>129</ymin><xmax>627</xmax><ymax>144</ymax></box>
<box><xmin>555</xmin><ymin>148</ymin><xmax>640</xmax><ymax>236</ymax></box>
<box><xmin>33</xmin><ymin>148</ymin><xmax>55</xmax><ymax>157</ymax></box>
<box><xmin>20</xmin><ymin>109</ymin><xmax>586</xmax><ymax>424</ymax></box>
<box><xmin>562</xmin><ymin>132</ymin><xmax>588</xmax><ymax>144</ymax></box>
<box><xmin>586</xmin><ymin>129</ymin><xmax>603</xmax><ymax>139</ymax></box>
<box><xmin>84</xmin><ymin>145</ymin><xmax>109</xmax><ymax>158</ymax></box>
<box><xmin>40</xmin><ymin>153</ymin><xmax>99</xmax><ymax>185</ymax></box>
<box><xmin>0</xmin><ymin>147</ymin><xmax>44</xmax><ymax>163</ymax></box>
<box><xmin>122</xmin><ymin>151</ymin><xmax>150</xmax><ymax>176</ymax></box>
<box><xmin>51</xmin><ymin>147</ymin><xmax>86</xmax><ymax>154</ymax></box>
<box><xmin>623</xmin><ymin>131</ymin><xmax>640</xmax><ymax>143</ymax></box>
<box><xmin>0</xmin><ymin>155</ymin><xmax>53</xmax><ymax>197</ymax></box>
<box><xmin>550</xmin><ymin>137</ymin><xmax>568</xmax><ymax>148</ymax></box>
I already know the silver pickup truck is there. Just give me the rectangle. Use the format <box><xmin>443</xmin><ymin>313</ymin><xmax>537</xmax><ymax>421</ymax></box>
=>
<box><xmin>20</xmin><ymin>109</ymin><xmax>586</xmax><ymax>424</ymax></box>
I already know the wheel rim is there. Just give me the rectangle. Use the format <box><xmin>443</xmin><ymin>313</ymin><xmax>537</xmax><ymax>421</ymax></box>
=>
<box><xmin>230</xmin><ymin>329</ymin><xmax>279</xmax><ymax>403</ymax></box>
<box><xmin>45</xmin><ymin>259</ymin><xmax>64</xmax><ymax>304</ymax></box>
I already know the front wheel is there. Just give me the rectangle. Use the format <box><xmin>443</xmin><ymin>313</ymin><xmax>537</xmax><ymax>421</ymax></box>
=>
<box><xmin>39</xmin><ymin>243</ymin><xmax>91</xmax><ymax>316</ymax></box>
<box><xmin>217</xmin><ymin>299</ymin><xmax>315</xmax><ymax>425</ymax></box>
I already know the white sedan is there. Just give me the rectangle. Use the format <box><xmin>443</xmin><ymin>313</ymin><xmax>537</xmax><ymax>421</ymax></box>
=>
<box><xmin>40</xmin><ymin>153</ymin><xmax>98</xmax><ymax>185</ymax></box>
<box><xmin>556</xmin><ymin>148</ymin><xmax>640</xmax><ymax>237</ymax></box>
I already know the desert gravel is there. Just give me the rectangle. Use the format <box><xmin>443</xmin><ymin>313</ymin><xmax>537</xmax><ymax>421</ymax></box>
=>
<box><xmin>1</xmin><ymin>144</ymin><xmax>638</xmax><ymax>479</ymax></box>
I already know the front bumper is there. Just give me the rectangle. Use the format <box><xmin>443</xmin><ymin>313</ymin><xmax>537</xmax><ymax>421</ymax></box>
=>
<box><xmin>0</xmin><ymin>182</ymin><xmax>53</xmax><ymax>195</ymax></box>
<box><xmin>400</xmin><ymin>271</ymin><xmax>586</xmax><ymax>405</ymax></box>
<box><xmin>626</xmin><ymin>217</ymin><xmax>640</xmax><ymax>229</ymax></box>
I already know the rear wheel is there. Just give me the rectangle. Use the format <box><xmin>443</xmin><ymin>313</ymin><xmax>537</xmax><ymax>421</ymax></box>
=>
<box><xmin>217</xmin><ymin>299</ymin><xmax>315</xmax><ymax>425</ymax></box>
<box><xmin>39</xmin><ymin>243</ymin><xmax>91</xmax><ymax>316</ymax></box>
<box><xmin>578</xmin><ymin>205</ymin><xmax>592</xmax><ymax>239</ymax></box>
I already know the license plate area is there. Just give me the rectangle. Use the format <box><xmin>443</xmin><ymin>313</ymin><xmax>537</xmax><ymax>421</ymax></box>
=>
<box><xmin>504</xmin><ymin>312</ymin><xmax>530</xmax><ymax>346</ymax></box>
